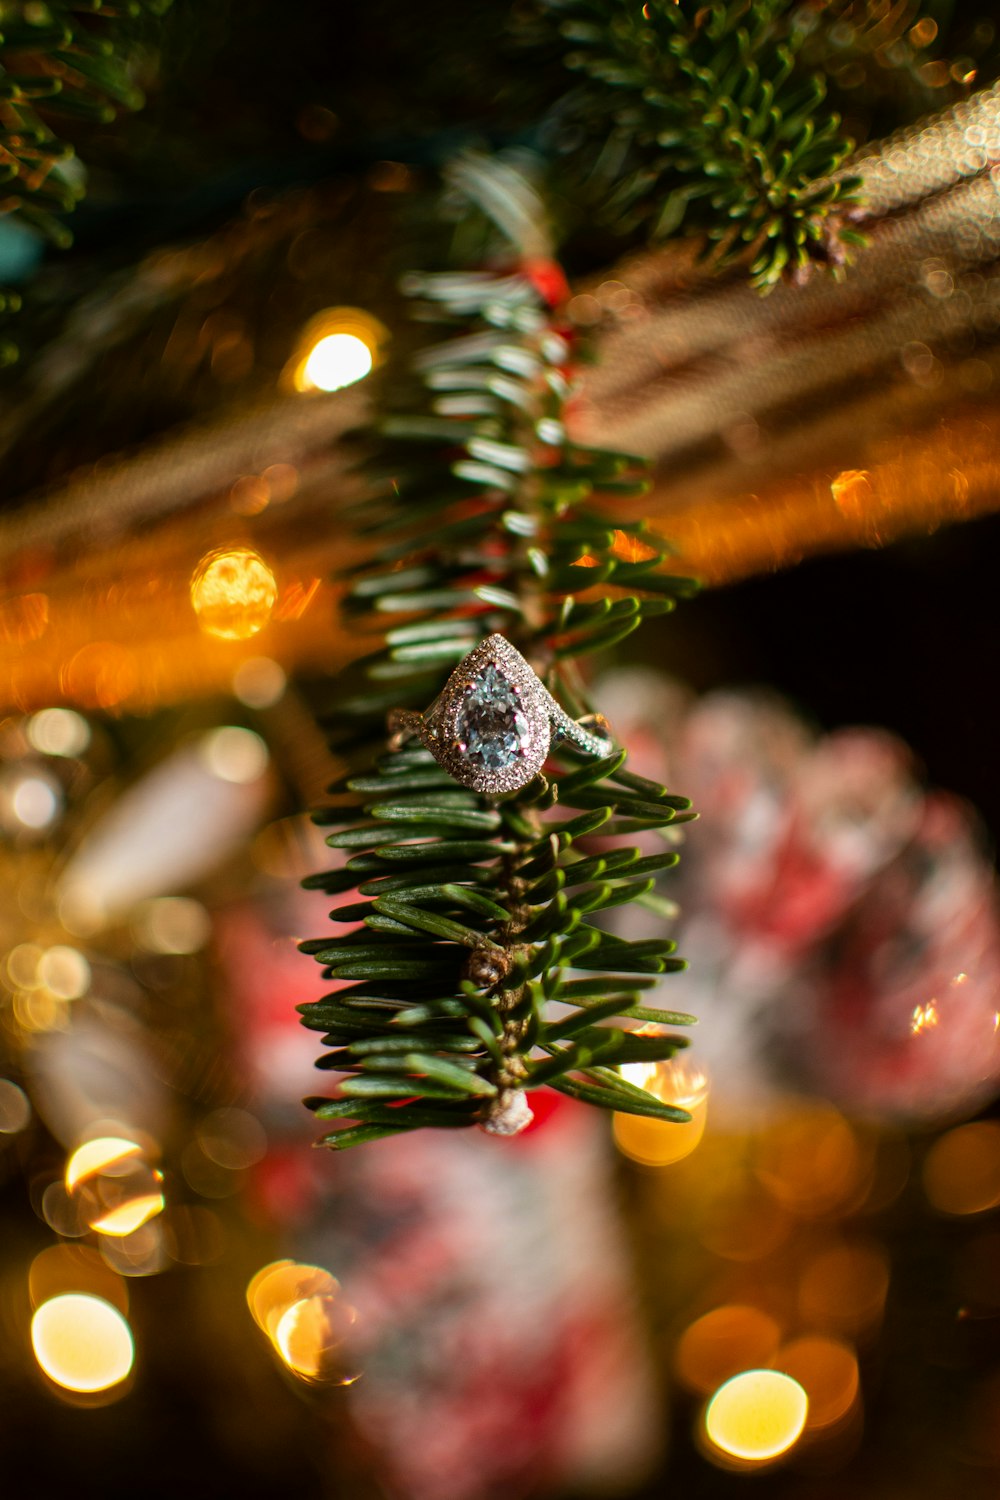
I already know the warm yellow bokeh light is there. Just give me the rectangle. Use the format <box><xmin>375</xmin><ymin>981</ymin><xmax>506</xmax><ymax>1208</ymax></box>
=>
<box><xmin>299</xmin><ymin>333</ymin><xmax>373</xmax><ymax>393</ymax></box>
<box><xmin>90</xmin><ymin>1190</ymin><xmax>165</xmax><ymax>1238</ymax></box>
<box><xmin>754</xmin><ymin>1103</ymin><xmax>867</xmax><ymax>1217</ymax></box>
<box><xmin>247</xmin><ymin>1260</ymin><xmax>338</xmax><ymax>1337</ymax></box>
<box><xmin>274</xmin><ymin>1295</ymin><xmax>360</xmax><ymax>1385</ymax></box>
<box><xmin>190</xmin><ymin>548</ymin><xmax>277</xmax><ymax>640</ymax></box>
<box><xmin>31</xmin><ymin>1294</ymin><xmax>134</xmax><ymax>1393</ymax></box>
<box><xmin>774</xmin><ymin>1336</ymin><xmax>860</xmax><ymax>1431</ymax></box>
<box><xmin>248</xmin><ymin>1260</ymin><xmax>360</xmax><ymax>1384</ymax></box>
<box><xmin>923</xmin><ymin>1121</ymin><xmax>1000</xmax><ymax>1216</ymax></box>
<box><xmin>38</xmin><ymin>945</ymin><xmax>90</xmax><ymax>1000</ymax></box>
<box><xmin>0</xmin><ymin>1078</ymin><xmax>31</xmax><ymax>1134</ymax></box>
<box><xmin>134</xmin><ymin>896</ymin><xmax>211</xmax><ymax>955</ymax></box>
<box><xmin>675</xmin><ymin>1306</ymin><xmax>782</xmax><ymax>1396</ymax></box>
<box><xmin>286</xmin><ymin>306</ymin><xmax>385</xmax><ymax>394</ymax></box>
<box><xmin>705</xmin><ymin>1369</ymin><xmax>809</xmax><ymax>1463</ymax></box>
<box><xmin>29</xmin><ymin>1245</ymin><xmax>129</xmax><ymax>1314</ymax></box>
<box><xmin>66</xmin><ymin>1137</ymin><xmax>143</xmax><ymax>1193</ymax></box>
<box><xmin>798</xmin><ymin>1241</ymin><xmax>890</xmax><ymax>1334</ymax></box>
<box><xmin>614</xmin><ymin>1053</ymin><xmax>709</xmax><ymax>1166</ymax></box>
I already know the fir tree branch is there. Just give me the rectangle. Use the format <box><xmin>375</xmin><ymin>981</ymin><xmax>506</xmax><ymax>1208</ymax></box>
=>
<box><xmin>301</xmin><ymin>155</ymin><xmax>698</xmax><ymax>1146</ymax></box>
<box><xmin>0</xmin><ymin>1</ymin><xmax>170</xmax><ymax>247</ymax></box>
<box><xmin>536</xmin><ymin>0</ymin><xmax>863</xmax><ymax>287</ymax></box>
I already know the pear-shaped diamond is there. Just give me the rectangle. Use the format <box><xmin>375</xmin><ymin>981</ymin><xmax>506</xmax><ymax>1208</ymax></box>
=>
<box><xmin>455</xmin><ymin>664</ymin><xmax>532</xmax><ymax>772</ymax></box>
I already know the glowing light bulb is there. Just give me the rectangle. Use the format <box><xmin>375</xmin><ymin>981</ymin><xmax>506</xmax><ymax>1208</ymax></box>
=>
<box><xmin>31</xmin><ymin>1294</ymin><xmax>134</xmax><ymax>1392</ymax></box>
<box><xmin>299</xmin><ymin>333</ymin><xmax>373</xmax><ymax>393</ymax></box>
<box><xmin>190</xmin><ymin>548</ymin><xmax>277</xmax><ymax>640</ymax></box>
<box><xmin>705</xmin><ymin>1369</ymin><xmax>809</xmax><ymax>1463</ymax></box>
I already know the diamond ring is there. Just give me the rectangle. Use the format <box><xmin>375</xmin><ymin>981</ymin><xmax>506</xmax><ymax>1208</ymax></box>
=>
<box><xmin>388</xmin><ymin>634</ymin><xmax>615</xmax><ymax>795</ymax></box>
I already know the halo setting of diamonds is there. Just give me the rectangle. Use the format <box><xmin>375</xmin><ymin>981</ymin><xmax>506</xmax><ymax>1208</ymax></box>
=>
<box><xmin>389</xmin><ymin>634</ymin><xmax>614</xmax><ymax>796</ymax></box>
<box><xmin>424</xmin><ymin>636</ymin><xmax>550</xmax><ymax>794</ymax></box>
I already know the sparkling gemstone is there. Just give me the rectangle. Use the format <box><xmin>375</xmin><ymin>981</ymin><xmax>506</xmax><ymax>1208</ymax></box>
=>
<box><xmin>455</xmin><ymin>664</ymin><xmax>531</xmax><ymax>772</ymax></box>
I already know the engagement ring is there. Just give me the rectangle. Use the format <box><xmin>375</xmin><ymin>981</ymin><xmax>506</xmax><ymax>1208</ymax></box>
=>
<box><xmin>388</xmin><ymin>634</ymin><xmax>614</xmax><ymax>795</ymax></box>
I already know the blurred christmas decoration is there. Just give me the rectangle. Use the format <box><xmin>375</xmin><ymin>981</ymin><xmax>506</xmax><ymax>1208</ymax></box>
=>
<box><xmin>219</xmin><ymin>819</ymin><xmax>665</xmax><ymax>1499</ymax></box>
<box><xmin>600</xmin><ymin>668</ymin><xmax>1000</xmax><ymax>1123</ymax></box>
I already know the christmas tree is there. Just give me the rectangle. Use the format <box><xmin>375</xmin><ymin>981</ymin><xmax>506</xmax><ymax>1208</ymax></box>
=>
<box><xmin>2</xmin><ymin>2</ymin><xmax>1000</xmax><ymax>1496</ymax></box>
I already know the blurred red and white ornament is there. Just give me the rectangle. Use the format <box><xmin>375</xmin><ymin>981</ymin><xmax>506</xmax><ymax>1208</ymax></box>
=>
<box><xmin>598</xmin><ymin>671</ymin><xmax>1000</xmax><ymax>1124</ymax></box>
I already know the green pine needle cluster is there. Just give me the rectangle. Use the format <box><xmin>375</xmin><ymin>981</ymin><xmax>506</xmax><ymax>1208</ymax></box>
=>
<box><xmin>0</xmin><ymin>0</ymin><xmax>169</xmax><ymax>247</ymax></box>
<box><xmin>300</xmin><ymin>167</ymin><xmax>699</xmax><ymax>1148</ymax></box>
<box><xmin>541</xmin><ymin>0</ymin><xmax>864</xmax><ymax>286</ymax></box>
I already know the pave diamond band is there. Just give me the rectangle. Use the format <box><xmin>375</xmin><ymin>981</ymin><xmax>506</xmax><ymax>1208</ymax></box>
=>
<box><xmin>388</xmin><ymin>634</ymin><xmax>614</xmax><ymax>795</ymax></box>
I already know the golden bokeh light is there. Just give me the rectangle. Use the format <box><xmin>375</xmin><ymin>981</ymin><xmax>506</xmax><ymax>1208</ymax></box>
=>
<box><xmin>300</xmin><ymin>333</ymin><xmax>373</xmax><ymax>392</ymax></box>
<box><xmin>133</xmin><ymin>896</ymin><xmax>211</xmax><ymax>955</ymax></box>
<box><xmin>704</xmin><ymin>1370</ymin><xmax>809</xmax><ymax>1463</ymax></box>
<box><xmin>798</xmin><ymin>1241</ymin><xmax>890</xmax><ymax>1336</ymax></box>
<box><xmin>754</xmin><ymin>1104</ymin><xmax>868</xmax><ymax>1218</ymax></box>
<box><xmin>31</xmin><ymin>1294</ymin><xmax>134</xmax><ymax>1393</ymax></box>
<box><xmin>65</xmin><ymin>1134</ymin><xmax>165</xmax><ymax>1238</ymax></box>
<box><xmin>189</xmin><ymin>547</ymin><xmax>278</xmax><ymax>640</ymax></box>
<box><xmin>773</xmin><ymin>1336</ymin><xmax>860</xmax><ymax>1431</ymax></box>
<box><xmin>274</xmin><ymin>1295</ymin><xmax>361</xmax><ymax>1385</ymax></box>
<box><xmin>89</xmin><ymin>1188</ymin><xmax>166</xmax><ymax>1238</ymax></box>
<box><xmin>286</xmin><ymin>307</ymin><xmax>385</xmax><ymax>394</ymax></box>
<box><xmin>37</xmin><ymin>946</ymin><xmax>90</xmax><ymax>1001</ymax></box>
<box><xmin>699</xmin><ymin>1185</ymin><xmax>791</xmax><ymax>1263</ymax></box>
<box><xmin>247</xmin><ymin>1260</ymin><xmax>360</xmax><ymax>1384</ymax></box>
<box><xmin>614</xmin><ymin>1054</ymin><xmax>709</xmax><ymax>1167</ymax></box>
<box><xmin>197</xmin><ymin>1107</ymin><xmax>267</xmax><ymax>1171</ymax></box>
<box><xmin>29</xmin><ymin>1244</ymin><xmax>129</xmax><ymax>1314</ymax></box>
<box><xmin>923</xmin><ymin>1121</ymin><xmax>1000</xmax><ymax>1216</ymax></box>
<box><xmin>99</xmin><ymin>1221</ymin><xmax>168</xmax><ymax>1278</ymax></box>
<box><xmin>6</xmin><ymin>942</ymin><xmax>43</xmax><ymax>989</ymax></box>
<box><xmin>247</xmin><ymin>1260</ymin><xmax>337</xmax><ymax>1337</ymax></box>
<box><xmin>0</xmin><ymin>1078</ymin><xmax>31</xmax><ymax>1134</ymax></box>
<box><xmin>675</xmin><ymin>1306</ymin><xmax>782</xmax><ymax>1397</ymax></box>
<box><xmin>65</xmin><ymin>1137</ymin><xmax>144</xmax><ymax>1192</ymax></box>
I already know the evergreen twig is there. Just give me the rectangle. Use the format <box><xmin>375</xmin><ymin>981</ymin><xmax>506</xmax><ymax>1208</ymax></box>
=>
<box><xmin>0</xmin><ymin>0</ymin><xmax>170</xmax><ymax>247</ymax></box>
<box><xmin>536</xmin><ymin>0</ymin><xmax>864</xmax><ymax>287</ymax></box>
<box><xmin>301</xmin><ymin>156</ymin><xmax>698</xmax><ymax>1146</ymax></box>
